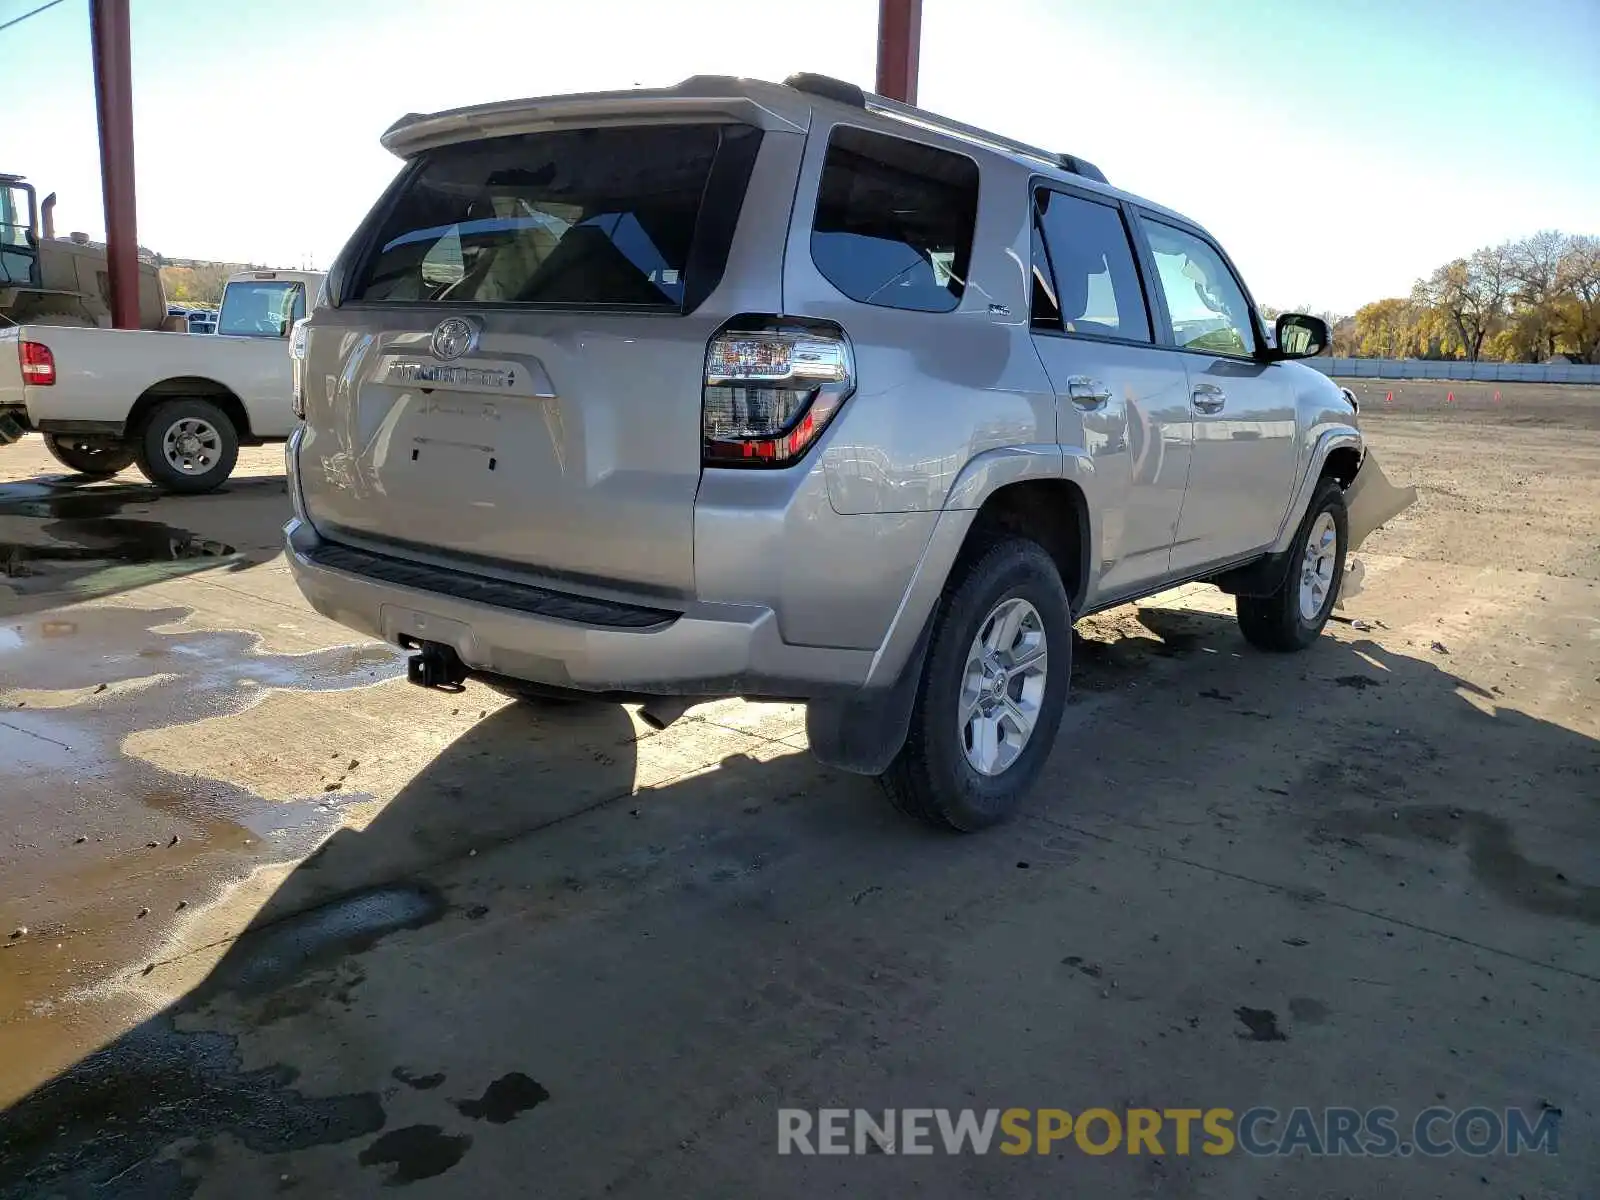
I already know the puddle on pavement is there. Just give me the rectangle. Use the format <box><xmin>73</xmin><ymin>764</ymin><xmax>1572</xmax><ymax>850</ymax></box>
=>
<box><xmin>0</xmin><ymin>1006</ymin><xmax>387</xmax><ymax>1198</ymax></box>
<box><xmin>0</xmin><ymin>605</ymin><xmax>408</xmax><ymax>1099</ymax></box>
<box><xmin>0</xmin><ymin>480</ymin><xmax>246</xmax><ymax>602</ymax></box>
<box><xmin>1315</xmin><ymin>804</ymin><xmax>1600</xmax><ymax>926</ymax></box>
<box><xmin>2</xmin><ymin>606</ymin><xmax>403</xmax><ymax>781</ymax></box>
<box><xmin>0</xmin><ymin>884</ymin><xmax>447</xmax><ymax>1197</ymax></box>
<box><xmin>0</xmin><ymin>479</ymin><xmax>164</xmax><ymax>520</ymax></box>
<box><xmin>195</xmin><ymin>884</ymin><xmax>444</xmax><ymax>1000</ymax></box>
<box><xmin>358</xmin><ymin>1125</ymin><xmax>474</xmax><ymax>1187</ymax></box>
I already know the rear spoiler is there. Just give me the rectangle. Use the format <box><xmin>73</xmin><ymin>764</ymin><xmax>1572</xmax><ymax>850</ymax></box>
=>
<box><xmin>382</xmin><ymin>79</ymin><xmax>808</xmax><ymax>158</ymax></box>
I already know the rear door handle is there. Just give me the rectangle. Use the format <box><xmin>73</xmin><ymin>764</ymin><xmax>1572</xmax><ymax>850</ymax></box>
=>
<box><xmin>1192</xmin><ymin>383</ymin><xmax>1226</xmax><ymax>413</ymax></box>
<box><xmin>1067</xmin><ymin>376</ymin><xmax>1113</xmax><ymax>408</ymax></box>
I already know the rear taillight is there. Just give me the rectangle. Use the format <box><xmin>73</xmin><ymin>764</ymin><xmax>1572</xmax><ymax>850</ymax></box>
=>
<box><xmin>702</xmin><ymin>327</ymin><xmax>854</xmax><ymax>467</ymax></box>
<box><xmin>288</xmin><ymin>318</ymin><xmax>309</xmax><ymax>419</ymax></box>
<box><xmin>19</xmin><ymin>341</ymin><xmax>55</xmax><ymax>386</ymax></box>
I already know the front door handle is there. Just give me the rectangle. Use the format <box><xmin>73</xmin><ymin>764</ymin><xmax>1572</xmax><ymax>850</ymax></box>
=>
<box><xmin>1067</xmin><ymin>376</ymin><xmax>1113</xmax><ymax>408</ymax></box>
<box><xmin>1192</xmin><ymin>382</ymin><xmax>1226</xmax><ymax>414</ymax></box>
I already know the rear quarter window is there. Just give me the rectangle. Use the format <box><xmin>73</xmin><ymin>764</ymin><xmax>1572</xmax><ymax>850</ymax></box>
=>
<box><xmin>809</xmin><ymin>125</ymin><xmax>979</xmax><ymax>313</ymax></box>
<box><xmin>349</xmin><ymin>123</ymin><xmax>761</xmax><ymax>312</ymax></box>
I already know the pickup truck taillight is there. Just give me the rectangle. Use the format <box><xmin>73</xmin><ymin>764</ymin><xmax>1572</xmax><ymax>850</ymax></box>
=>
<box><xmin>702</xmin><ymin>327</ymin><xmax>854</xmax><ymax>467</ymax></box>
<box><xmin>19</xmin><ymin>341</ymin><xmax>55</xmax><ymax>386</ymax></box>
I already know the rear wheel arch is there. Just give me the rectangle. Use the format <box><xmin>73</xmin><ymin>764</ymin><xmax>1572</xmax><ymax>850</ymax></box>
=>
<box><xmin>130</xmin><ymin>377</ymin><xmax>253</xmax><ymax>442</ymax></box>
<box><xmin>956</xmin><ymin>479</ymin><xmax>1090</xmax><ymax>615</ymax></box>
<box><xmin>807</xmin><ymin>478</ymin><xmax>1088</xmax><ymax>779</ymax></box>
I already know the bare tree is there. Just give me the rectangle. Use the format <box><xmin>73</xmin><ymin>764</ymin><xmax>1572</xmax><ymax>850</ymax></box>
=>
<box><xmin>1506</xmin><ymin>230</ymin><xmax>1568</xmax><ymax>360</ymax></box>
<box><xmin>1556</xmin><ymin>234</ymin><xmax>1600</xmax><ymax>363</ymax></box>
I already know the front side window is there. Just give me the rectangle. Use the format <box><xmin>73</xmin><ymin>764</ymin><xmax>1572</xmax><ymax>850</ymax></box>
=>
<box><xmin>0</xmin><ymin>184</ymin><xmax>29</xmax><ymax>247</ymax></box>
<box><xmin>1</xmin><ymin>183</ymin><xmax>34</xmax><ymax>286</ymax></box>
<box><xmin>1032</xmin><ymin>188</ymin><xmax>1151</xmax><ymax>342</ymax></box>
<box><xmin>810</xmin><ymin>125</ymin><xmax>979</xmax><ymax>313</ymax></box>
<box><xmin>1143</xmin><ymin>221</ymin><xmax>1257</xmax><ymax>357</ymax></box>
<box><xmin>350</xmin><ymin>123</ymin><xmax>760</xmax><ymax>311</ymax></box>
<box><xmin>217</xmin><ymin>281</ymin><xmax>304</xmax><ymax>337</ymax></box>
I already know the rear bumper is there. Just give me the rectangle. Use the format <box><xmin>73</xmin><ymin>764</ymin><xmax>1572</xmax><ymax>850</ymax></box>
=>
<box><xmin>284</xmin><ymin>517</ymin><xmax>873</xmax><ymax>697</ymax></box>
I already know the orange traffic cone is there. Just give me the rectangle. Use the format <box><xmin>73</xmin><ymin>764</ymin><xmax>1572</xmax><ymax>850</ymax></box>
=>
<box><xmin>1447</xmin><ymin>391</ymin><xmax>1455</xmax><ymax>404</ymax></box>
<box><xmin>1493</xmin><ymin>389</ymin><xmax>1501</xmax><ymax>403</ymax></box>
<box><xmin>1385</xmin><ymin>390</ymin><xmax>1393</xmax><ymax>406</ymax></box>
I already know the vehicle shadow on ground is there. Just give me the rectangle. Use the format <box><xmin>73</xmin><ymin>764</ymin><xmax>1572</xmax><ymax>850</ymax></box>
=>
<box><xmin>0</xmin><ymin>472</ymin><xmax>289</xmax><ymax>619</ymax></box>
<box><xmin>1</xmin><ymin>606</ymin><xmax>1596</xmax><ymax>1196</ymax></box>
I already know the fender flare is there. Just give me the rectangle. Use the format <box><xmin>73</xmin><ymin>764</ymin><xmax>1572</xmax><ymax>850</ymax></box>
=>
<box><xmin>808</xmin><ymin>443</ymin><xmax>1085</xmax><ymax>776</ymax></box>
<box><xmin>1270</xmin><ymin>427</ymin><xmax>1362</xmax><ymax>555</ymax></box>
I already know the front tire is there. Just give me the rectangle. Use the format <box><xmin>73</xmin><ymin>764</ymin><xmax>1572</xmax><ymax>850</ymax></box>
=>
<box><xmin>1236</xmin><ymin>477</ymin><xmax>1348</xmax><ymax>652</ymax></box>
<box><xmin>42</xmin><ymin>433</ymin><xmax>137</xmax><ymax>477</ymax></box>
<box><xmin>134</xmin><ymin>398</ymin><xmax>239</xmax><ymax>493</ymax></box>
<box><xmin>881</xmin><ymin>538</ymin><xmax>1072</xmax><ymax>831</ymax></box>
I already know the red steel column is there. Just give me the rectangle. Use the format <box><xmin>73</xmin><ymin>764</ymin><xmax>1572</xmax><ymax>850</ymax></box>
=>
<box><xmin>875</xmin><ymin>0</ymin><xmax>922</xmax><ymax>104</ymax></box>
<box><xmin>89</xmin><ymin>0</ymin><xmax>139</xmax><ymax>329</ymax></box>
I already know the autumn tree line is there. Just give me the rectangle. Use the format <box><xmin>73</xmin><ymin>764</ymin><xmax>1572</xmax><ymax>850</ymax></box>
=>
<box><xmin>158</xmin><ymin>262</ymin><xmax>244</xmax><ymax>309</ymax></box>
<box><xmin>1273</xmin><ymin>231</ymin><xmax>1600</xmax><ymax>364</ymax></box>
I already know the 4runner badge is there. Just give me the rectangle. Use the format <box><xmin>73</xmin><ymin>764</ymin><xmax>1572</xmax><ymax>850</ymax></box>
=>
<box><xmin>430</xmin><ymin>317</ymin><xmax>479</xmax><ymax>361</ymax></box>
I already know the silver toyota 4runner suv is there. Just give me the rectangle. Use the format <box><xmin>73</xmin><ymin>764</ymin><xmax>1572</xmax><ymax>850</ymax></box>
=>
<box><xmin>285</xmin><ymin>73</ymin><xmax>1408</xmax><ymax>830</ymax></box>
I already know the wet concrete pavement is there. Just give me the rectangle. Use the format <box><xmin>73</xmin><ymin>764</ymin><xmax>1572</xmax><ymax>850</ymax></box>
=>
<box><xmin>1</xmin><ymin>430</ymin><xmax>1597</xmax><ymax>1197</ymax></box>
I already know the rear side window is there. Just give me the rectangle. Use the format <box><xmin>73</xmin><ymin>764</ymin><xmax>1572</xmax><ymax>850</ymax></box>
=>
<box><xmin>1031</xmin><ymin>189</ymin><xmax>1151</xmax><ymax>343</ymax></box>
<box><xmin>350</xmin><ymin>123</ymin><xmax>762</xmax><ymax>311</ymax></box>
<box><xmin>810</xmin><ymin>126</ymin><xmax>979</xmax><ymax>313</ymax></box>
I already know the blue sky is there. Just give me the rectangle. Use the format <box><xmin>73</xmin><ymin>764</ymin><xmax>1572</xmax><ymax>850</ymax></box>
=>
<box><xmin>3</xmin><ymin>0</ymin><xmax>1596</xmax><ymax>312</ymax></box>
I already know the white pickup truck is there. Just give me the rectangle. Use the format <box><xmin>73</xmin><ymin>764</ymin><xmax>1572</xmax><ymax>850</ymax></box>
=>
<box><xmin>0</xmin><ymin>269</ymin><xmax>323</xmax><ymax>491</ymax></box>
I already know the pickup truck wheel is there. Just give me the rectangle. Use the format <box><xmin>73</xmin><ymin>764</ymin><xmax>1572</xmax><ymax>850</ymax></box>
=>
<box><xmin>135</xmin><ymin>399</ymin><xmax>239</xmax><ymax>493</ymax></box>
<box><xmin>42</xmin><ymin>433</ymin><xmax>137</xmax><ymax>477</ymax></box>
<box><xmin>880</xmin><ymin>538</ymin><xmax>1071</xmax><ymax>831</ymax></box>
<box><xmin>1237</xmin><ymin>478</ymin><xmax>1348</xmax><ymax>652</ymax></box>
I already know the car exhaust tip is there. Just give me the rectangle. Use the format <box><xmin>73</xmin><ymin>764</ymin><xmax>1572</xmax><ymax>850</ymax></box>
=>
<box><xmin>638</xmin><ymin>697</ymin><xmax>690</xmax><ymax>731</ymax></box>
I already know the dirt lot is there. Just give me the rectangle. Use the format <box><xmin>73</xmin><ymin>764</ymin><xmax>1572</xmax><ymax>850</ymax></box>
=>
<box><xmin>1</xmin><ymin>384</ymin><xmax>1596</xmax><ymax>1197</ymax></box>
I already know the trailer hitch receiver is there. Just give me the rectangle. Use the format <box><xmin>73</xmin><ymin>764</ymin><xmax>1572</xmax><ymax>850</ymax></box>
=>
<box><xmin>406</xmin><ymin>641</ymin><xmax>468</xmax><ymax>691</ymax></box>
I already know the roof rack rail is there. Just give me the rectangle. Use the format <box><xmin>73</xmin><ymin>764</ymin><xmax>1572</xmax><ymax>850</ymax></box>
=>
<box><xmin>782</xmin><ymin>73</ymin><xmax>865</xmax><ymax>108</ymax></box>
<box><xmin>1055</xmin><ymin>153</ymin><xmax>1108</xmax><ymax>185</ymax></box>
<box><xmin>783</xmin><ymin>72</ymin><xmax>1109</xmax><ymax>185</ymax></box>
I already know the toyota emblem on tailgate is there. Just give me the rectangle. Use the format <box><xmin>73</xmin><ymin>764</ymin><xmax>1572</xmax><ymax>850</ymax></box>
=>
<box><xmin>430</xmin><ymin>317</ymin><xmax>478</xmax><ymax>361</ymax></box>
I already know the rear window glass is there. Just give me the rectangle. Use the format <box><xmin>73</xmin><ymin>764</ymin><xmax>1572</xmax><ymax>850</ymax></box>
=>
<box><xmin>810</xmin><ymin>125</ymin><xmax>979</xmax><ymax>313</ymax></box>
<box><xmin>350</xmin><ymin>123</ymin><xmax>761</xmax><ymax>311</ymax></box>
<box><xmin>217</xmin><ymin>280</ymin><xmax>305</xmax><ymax>337</ymax></box>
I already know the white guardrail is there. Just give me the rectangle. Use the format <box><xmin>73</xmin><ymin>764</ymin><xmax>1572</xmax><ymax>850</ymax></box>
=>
<box><xmin>1306</xmin><ymin>357</ymin><xmax>1600</xmax><ymax>384</ymax></box>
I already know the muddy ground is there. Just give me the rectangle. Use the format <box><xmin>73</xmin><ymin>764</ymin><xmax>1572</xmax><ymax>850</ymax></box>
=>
<box><xmin>0</xmin><ymin>383</ymin><xmax>1596</xmax><ymax>1197</ymax></box>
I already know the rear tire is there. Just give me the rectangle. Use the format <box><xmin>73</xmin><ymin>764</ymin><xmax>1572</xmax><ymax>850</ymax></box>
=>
<box><xmin>42</xmin><ymin>433</ymin><xmax>136</xmax><ymax>477</ymax></box>
<box><xmin>880</xmin><ymin>537</ymin><xmax>1072</xmax><ymax>831</ymax></box>
<box><xmin>1237</xmin><ymin>478</ymin><xmax>1348</xmax><ymax>652</ymax></box>
<box><xmin>134</xmin><ymin>398</ymin><xmax>239</xmax><ymax>493</ymax></box>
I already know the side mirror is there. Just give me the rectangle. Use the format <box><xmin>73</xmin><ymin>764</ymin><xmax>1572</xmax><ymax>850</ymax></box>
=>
<box><xmin>1273</xmin><ymin>313</ymin><xmax>1329</xmax><ymax>360</ymax></box>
